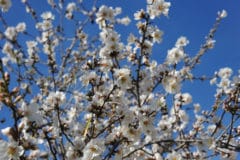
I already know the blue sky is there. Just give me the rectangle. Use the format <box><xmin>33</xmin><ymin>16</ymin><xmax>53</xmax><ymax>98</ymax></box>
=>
<box><xmin>0</xmin><ymin>0</ymin><xmax>240</xmax><ymax>159</ymax></box>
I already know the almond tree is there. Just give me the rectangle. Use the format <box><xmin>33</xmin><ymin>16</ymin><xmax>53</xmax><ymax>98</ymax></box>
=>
<box><xmin>0</xmin><ymin>0</ymin><xmax>239</xmax><ymax>159</ymax></box>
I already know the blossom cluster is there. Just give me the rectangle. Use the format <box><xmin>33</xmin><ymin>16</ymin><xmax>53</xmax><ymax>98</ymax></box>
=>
<box><xmin>0</xmin><ymin>0</ymin><xmax>239</xmax><ymax>160</ymax></box>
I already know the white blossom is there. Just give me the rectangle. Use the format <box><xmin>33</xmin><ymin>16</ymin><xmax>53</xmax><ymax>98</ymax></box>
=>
<box><xmin>4</xmin><ymin>27</ymin><xmax>17</xmax><ymax>40</ymax></box>
<box><xmin>116</xmin><ymin>16</ymin><xmax>131</xmax><ymax>25</ymax></box>
<box><xmin>162</xmin><ymin>74</ymin><xmax>181</xmax><ymax>94</ymax></box>
<box><xmin>82</xmin><ymin>139</ymin><xmax>105</xmax><ymax>159</ymax></box>
<box><xmin>218</xmin><ymin>9</ymin><xmax>227</xmax><ymax>18</ymax></box>
<box><xmin>177</xmin><ymin>92</ymin><xmax>192</xmax><ymax>105</ymax></box>
<box><xmin>218</xmin><ymin>67</ymin><xmax>232</xmax><ymax>79</ymax></box>
<box><xmin>147</xmin><ymin>0</ymin><xmax>171</xmax><ymax>19</ymax></box>
<box><xmin>65</xmin><ymin>2</ymin><xmax>77</xmax><ymax>19</ymax></box>
<box><xmin>194</xmin><ymin>103</ymin><xmax>201</xmax><ymax>113</ymax></box>
<box><xmin>66</xmin><ymin>2</ymin><xmax>76</xmax><ymax>12</ymax></box>
<box><xmin>205</xmin><ymin>39</ymin><xmax>216</xmax><ymax>49</ymax></box>
<box><xmin>142</xmin><ymin>40</ymin><xmax>153</xmax><ymax>54</ymax></box>
<box><xmin>166</xmin><ymin>47</ymin><xmax>185</xmax><ymax>65</ymax></box>
<box><xmin>1</xmin><ymin>127</ymin><xmax>13</xmax><ymax>139</ymax></box>
<box><xmin>134</xmin><ymin>9</ymin><xmax>145</xmax><ymax>20</ymax></box>
<box><xmin>151</xmin><ymin>28</ymin><xmax>163</xmax><ymax>43</ymax></box>
<box><xmin>16</xmin><ymin>22</ymin><xmax>26</xmax><ymax>33</ymax></box>
<box><xmin>96</xmin><ymin>5</ymin><xmax>115</xmax><ymax>28</ymax></box>
<box><xmin>0</xmin><ymin>0</ymin><xmax>11</xmax><ymax>12</ymax></box>
<box><xmin>121</xmin><ymin>125</ymin><xmax>141</xmax><ymax>141</ymax></box>
<box><xmin>99</xmin><ymin>59</ymin><xmax>113</xmax><ymax>72</ymax></box>
<box><xmin>0</xmin><ymin>140</ymin><xmax>24</xmax><ymax>160</ymax></box>
<box><xmin>26</xmin><ymin>40</ymin><xmax>39</xmax><ymax>56</ymax></box>
<box><xmin>158</xmin><ymin>115</ymin><xmax>172</xmax><ymax>132</ymax></box>
<box><xmin>46</xmin><ymin>91</ymin><xmax>66</xmax><ymax>105</ymax></box>
<box><xmin>207</xmin><ymin>124</ymin><xmax>216</xmax><ymax>134</ymax></box>
<box><xmin>210</xmin><ymin>77</ymin><xmax>217</xmax><ymax>85</ymax></box>
<box><xmin>2</xmin><ymin>42</ymin><xmax>17</xmax><ymax>63</ymax></box>
<box><xmin>80</xmin><ymin>71</ymin><xmax>97</xmax><ymax>86</ymax></box>
<box><xmin>41</xmin><ymin>11</ymin><xmax>55</xmax><ymax>20</ymax></box>
<box><xmin>114</xmin><ymin>68</ymin><xmax>131</xmax><ymax>89</ymax></box>
<box><xmin>218</xmin><ymin>78</ymin><xmax>231</xmax><ymax>91</ymax></box>
<box><xmin>175</xmin><ymin>36</ymin><xmax>189</xmax><ymax>48</ymax></box>
<box><xmin>166</xmin><ymin>151</ymin><xmax>182</xmax><ymax>160</ymax></box>
<box><xmin>21</xmin><ymin>102</ymin><xmax>44</xmax><ymax>126</ymax></box>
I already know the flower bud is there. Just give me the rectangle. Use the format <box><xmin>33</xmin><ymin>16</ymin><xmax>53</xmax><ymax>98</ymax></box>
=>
<box><xmin>11</xmin><ymin>87</ymin><xmax>20</xmax><ymax>95</ymax></box>
<box><xmin>1</xmin><ymin>127</ymin><xmax>17</xmax><ymax>140</ymax></box>
<box><xmin>4</xmin><ymin>72</ymin><xmax>10</xmax><ymax>82</ymax></box>
<box><xmin>14</xmin><ymin>95</ymin><xmax>22</xmax><ymax>103</ymax></box>
<box><xmin>1</xmin><ymin>127</ymin><xmax>12</xmax><ymax>136</ymax></box>
<box><xmin>218</xmin><ymin>10</ymin><xmax>227</xmax><ymax>18</ymax></box>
